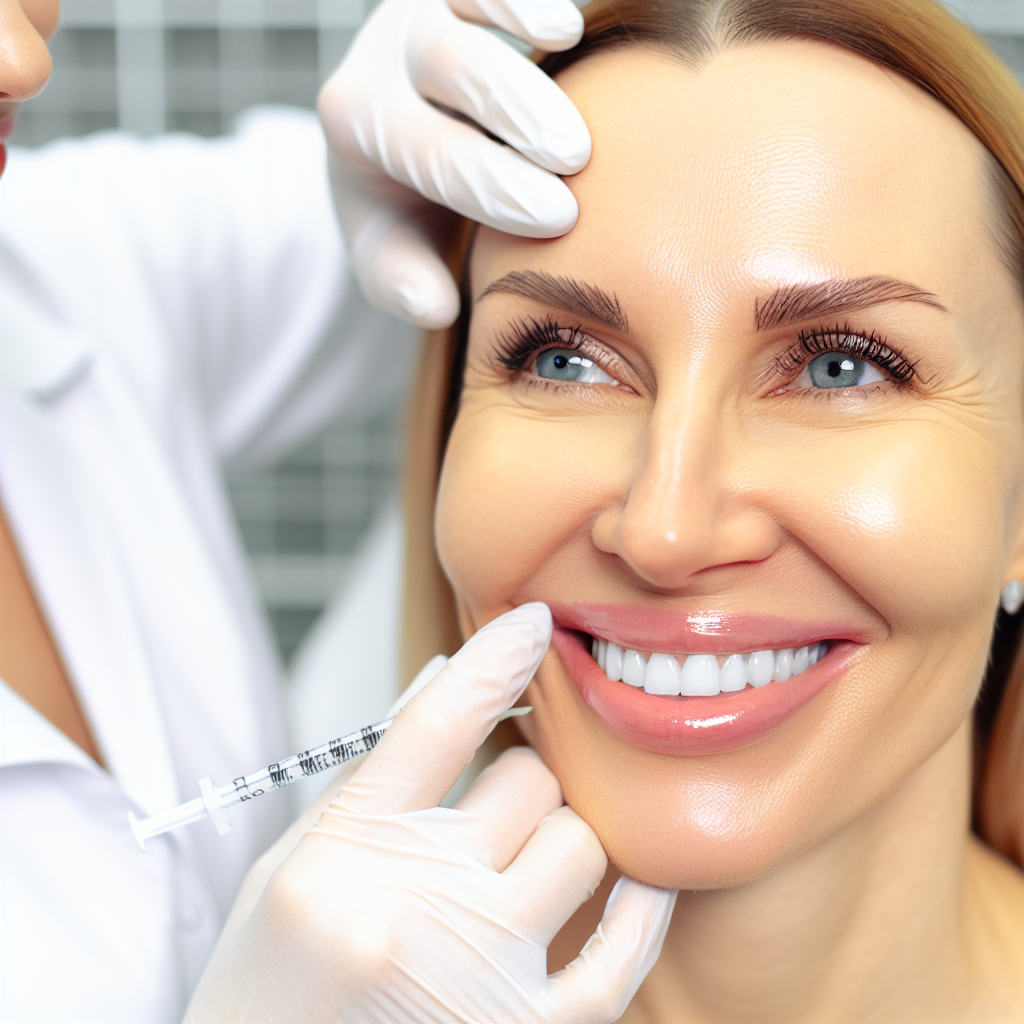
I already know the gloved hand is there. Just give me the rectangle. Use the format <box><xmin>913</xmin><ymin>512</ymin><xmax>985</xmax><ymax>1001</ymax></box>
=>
<box><xmin>318</xmin><ymin>0</ymin><xmax>592</xmax><ymax>330</ymax></box>
<box><xmin>186</xmin><ymin>604</ymin><xmax>676</xmax><ymax>1022</ymax></box>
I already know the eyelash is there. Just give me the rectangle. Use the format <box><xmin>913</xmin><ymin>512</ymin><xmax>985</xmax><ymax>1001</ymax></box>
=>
<box><xmin>494</xmin><ymin>316</ymin><xmax>588</xmax><ymax>373</ymax></box>
<box><xmin>775</xmin><ymin>323</ymin><xmax>917</xmax><ymax>386</ymax></box>
<box><xmin>493</xmin><ymin>317</ymin><xmax>917</xmax><ymax>391</ymax></box>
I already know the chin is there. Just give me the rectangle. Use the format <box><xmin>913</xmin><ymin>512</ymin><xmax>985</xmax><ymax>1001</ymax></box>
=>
<box><xmin>575</xmin><ymin>779</ymin><xmax>827</xmax><ymax>891</ymax></box>
<box><xmin>533</xmin><ymin>730</ymin><xmax>821</xmax><ymax>891</ymax></box>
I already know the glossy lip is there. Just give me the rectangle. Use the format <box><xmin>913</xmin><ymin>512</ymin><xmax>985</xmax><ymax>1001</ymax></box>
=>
<box><xmin>552</xmin><ymin>626</ymin><xmax>859</xmax><ymax>756</ymax></box>
<box><xmin>551</xmin><ymin>600</ymin><xmax>871</xmax><ymax>654</ymax></box>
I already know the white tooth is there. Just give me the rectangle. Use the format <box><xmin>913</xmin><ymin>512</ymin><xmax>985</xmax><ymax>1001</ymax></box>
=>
<box><xmin>818</xmin><ymin>641</ymin><xmax>829</xmax><ymax>660</ymax></box>
<box><xmin>622</xmin><ymin>649</ymin><xmax>646</xmax><ymax>687</ymax></box>
<box><xmin>720</xmin><ymin>653</ymin><xmax>747</xmax><ymax>692</ymax></box>
<box><xmin>598</xmin><ymin>638</ymin><xmax>608</xmax><ymax>671</ymax></box>
<box><xmin>808</xmin><ymin>643</ymin><xmax>820</xmax><ymax>666</ymax></box>
<box><xmin>592</xmin><ymin>636</ymin><xmax>599</xmax><ymax>660</ymax></box>
<box><xmin>773</xmin><ymin>648</ymin><xmax>793</xmax><ymax>681</ymax></box>
<box><xmin>644</xmin><ymin>652</ymin><xmax>680</xmax><ymax>695</ymax></box>
<box><xmin>606</xmin><ymin>642</ymin><xmax>624</xmax><ymax>681</ymax></box>
<box><xmin>680</xmin><ymin>654</ymin><xmax>721</xmax><ymax>696</ymax></box>
<box><xmin>792</xmin><ymin>646</ymin><xmax>809</xmax><ymax>675</ymax></box>
<box><xmin>747</xmin><ymin>650</ymin><xmax>774</xmax><ymax>687</ymax></box>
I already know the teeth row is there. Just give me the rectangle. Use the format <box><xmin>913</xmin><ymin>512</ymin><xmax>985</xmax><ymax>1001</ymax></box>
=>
<box><xmin>590</xmin><ymin>638</ymin><xmax>828</xmax><ymax>696</ymax></box>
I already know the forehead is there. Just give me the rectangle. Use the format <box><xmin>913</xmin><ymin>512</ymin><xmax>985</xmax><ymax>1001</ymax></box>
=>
<box><xmin>472</xmin><ymin>40</ymin><xmax>994</xmax><ymax>324</ymax></box>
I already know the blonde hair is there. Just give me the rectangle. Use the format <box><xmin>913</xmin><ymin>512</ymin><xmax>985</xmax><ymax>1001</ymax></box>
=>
<box><xmin>401</xmin><ymin>0</ymin><xmax>1024</xmax><ymax>863</ymax></box>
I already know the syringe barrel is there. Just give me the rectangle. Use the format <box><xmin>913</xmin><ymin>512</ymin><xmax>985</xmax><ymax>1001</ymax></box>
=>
<box><xmin>218</xmin><ymin>716</ymin><xmax>396</xmax><ymax>806</ymax></box>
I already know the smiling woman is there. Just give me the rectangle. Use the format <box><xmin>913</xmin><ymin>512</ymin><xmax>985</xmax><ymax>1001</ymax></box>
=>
<box><xmin>399</xmin><ymin>0</ymin><xmax>1024</xmax><ymax>1019</ymax></box>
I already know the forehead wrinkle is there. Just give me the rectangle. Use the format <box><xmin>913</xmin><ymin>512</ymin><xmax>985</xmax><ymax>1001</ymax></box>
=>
<box><xmin>479</xmin><ymin>270</ymin><xmax>630</xmax><ymax>334</ymax></box>
<box><xmin>754</xmin><ymin>276</ymin><xmax>948</xmax><ymax>331</ymax></box>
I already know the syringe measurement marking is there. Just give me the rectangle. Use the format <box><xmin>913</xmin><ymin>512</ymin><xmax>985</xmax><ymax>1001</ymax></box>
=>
<box><xmin>129</xmin><ymin>702</ymin><xmax>533</xmax><ymax>851</ymax></box>
<box><xmin>226</xmin><ymin>717</ymin><xmax>396</xmax><ymax>805</ymax></box>
<box><xmin>128</xmin><ymin>655</ymin><xmax>458</xmax><ymax>851</ymax></box>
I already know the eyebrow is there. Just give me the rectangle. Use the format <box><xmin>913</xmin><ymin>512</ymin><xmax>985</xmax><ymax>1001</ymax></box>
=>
<box><xmin>478</xmin><ymin>270</ymin><xmax>629</xmax><ymax>333</ymax></box>
<box><xmin>754</xmin><ymin>276</ymin><xmax>947</xmax><ymax>331</ymax></box>
<box><xmin>478</xmin><ymin>271</ymin><xmax>945</xmax><ymax>335</ymax></box>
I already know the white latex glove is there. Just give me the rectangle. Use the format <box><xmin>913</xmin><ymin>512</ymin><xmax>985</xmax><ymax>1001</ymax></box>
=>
<box><xmin>186</xmin><ymin>604</ymin><xmax>676</xmax><ymax>1022</ymax></box>
<box><xmin>318</xmin><ymin>0</ymin><xmax>592</xmax><ymax>330</ymax></box>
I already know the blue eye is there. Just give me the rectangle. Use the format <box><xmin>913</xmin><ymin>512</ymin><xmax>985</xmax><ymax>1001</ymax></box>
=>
<box><xmin>805</xmin><ymin>353</ymin><xmax>884</xmax><ymax>389</ymax></box>
<box><xmin>534</xmin><ymin>348</ymin><xmax>619</xmax><ymax>385</ymax></box>
<box><xmin>536</xmin><ymin>349</ymin><xmax>587</xmax><ymax>381</ymax></box>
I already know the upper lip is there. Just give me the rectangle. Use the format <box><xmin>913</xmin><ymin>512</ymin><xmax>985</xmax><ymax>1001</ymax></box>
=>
<box><xmin>549</xmin><ymin>601</ymin><xmax>871</xmax><ymax>654</ymax></box>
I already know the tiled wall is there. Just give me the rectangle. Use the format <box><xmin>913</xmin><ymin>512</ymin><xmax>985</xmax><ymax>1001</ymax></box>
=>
<box><xmin>10</xmin><ymin>0</ymin><xmax>1024</xmax><ymax>661</ymax></box>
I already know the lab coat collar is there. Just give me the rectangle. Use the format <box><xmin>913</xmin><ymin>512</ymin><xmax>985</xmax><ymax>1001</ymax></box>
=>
<box><xmin>0</xmin><ymin>284</ymin><xmax>93</xmax><ymax>401</ymax></box>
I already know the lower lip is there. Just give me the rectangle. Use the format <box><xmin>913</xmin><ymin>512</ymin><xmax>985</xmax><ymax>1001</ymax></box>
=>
<box><xmin>552</xmin><ymin>628</ymin><xmax>856</xmax><ymax>756</ymax></box>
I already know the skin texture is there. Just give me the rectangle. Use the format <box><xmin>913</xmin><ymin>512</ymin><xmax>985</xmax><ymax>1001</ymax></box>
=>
<box><xmin>436</xmin><ymin>42</ymin><xmax>1024</xmax><ymax>1020</ymax></box>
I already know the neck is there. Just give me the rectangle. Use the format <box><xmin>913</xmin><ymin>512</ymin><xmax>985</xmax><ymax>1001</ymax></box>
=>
<box><xmin>648</xmin><ymin>721</ymin><xmax>982</xmax><ymax>1023</ymax></box>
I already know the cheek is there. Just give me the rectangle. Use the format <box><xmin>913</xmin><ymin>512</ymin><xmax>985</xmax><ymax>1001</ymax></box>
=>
<box><xmin>739</xmin><ymin>414</ymin><xmax>1018</xmax><ymax>804</ymax></box>
<box><xmin>781</xmin><ymin>415</ymin><xmax>1013</xmax><ymax>639</ymax></box>
<box><xmin>435</xmin><ymin>397</ymin><xmax>638</xmax><ymax>614</ymax></box>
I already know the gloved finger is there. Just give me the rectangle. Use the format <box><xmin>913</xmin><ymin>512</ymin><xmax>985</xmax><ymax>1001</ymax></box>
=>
<box><xmin>324</xmin><ymin>90</ymin><xmax>579</xmax><ymax>237</ymax></box>
<box><xmin>501</xmin><ymin>805</ymin><xmax>608</xmax><ymax>943</ymax></box>
<box><xmin>412</xmin><ymin>9</ymin><xmax>591</xmax><ymax>174</ymax></box>
<box><xmin>328</xmin><ymin>157</ymin><xmax>461</xmax><ymax>329</ymax></box>
<box><xmin>549</xmin><ymin>876</ymin><xmax>677</xmax><ymax>1021</ymax></box>
<box><xmin>447</xmin><ymin>0</ymin><xmax>584</xmax><ymax>51</ymax></box>
<box><xmin>453</xmin><ymin>746</ymin><xmax>563</xmax><ymax>871</ymax></box>
<box><xmin>352</xmin><ymin>213</ymin><xmax>461</xmax><ymax>329</ymax></box>
<box><xmin>336</xmin><ymin>603</ymin><xmax>552</xmax><ymax>817</ymax></box>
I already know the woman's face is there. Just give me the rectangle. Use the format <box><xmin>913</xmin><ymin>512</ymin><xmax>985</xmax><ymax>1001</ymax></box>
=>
<box><xmin>436</xmin><ymin>40</ymin><xmax>1024</xmax><ymax>888</ymax></box>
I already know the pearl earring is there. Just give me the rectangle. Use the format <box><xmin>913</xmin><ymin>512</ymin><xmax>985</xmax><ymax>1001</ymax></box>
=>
<box><xmin>1001</xmin><ymin>580</ymin><xmax>1024</xmax><ymax>615</ymax></box>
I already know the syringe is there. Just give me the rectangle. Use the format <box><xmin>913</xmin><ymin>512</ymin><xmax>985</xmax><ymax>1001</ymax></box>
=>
<box><xmin>127</xmin><ymin>655</ymin><xmax>532</xmax><ymax>851</ymax></box>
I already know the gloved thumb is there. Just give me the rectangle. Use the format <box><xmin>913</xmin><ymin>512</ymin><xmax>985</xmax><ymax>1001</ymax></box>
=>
<box><xmin>549</xmin><ymin>876</ymin><xmax>678</xmax><ymax>1020</ymax></box>
<box><xmin>330</xmin><ymin>155</ymin><xmax>462</xmax><ymax>329</ymax></box>
<box><xmin>352</xmin><ymin>214</ymin><xmax>461</xmax><ymax>329</ymax></box>
<box><xmin>340</xmin><ymin>603</ymin><xmax>553</xmax><ymax>816</ymax></box>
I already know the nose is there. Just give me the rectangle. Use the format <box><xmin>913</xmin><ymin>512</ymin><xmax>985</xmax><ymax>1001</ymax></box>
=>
<box><xmin>593</xmin><ymin>391</ymin><xmax>781</xmax><ymax>591</ymax></box>
<box><xmin>0</xmin><ymin>0</ymin><xmax>55</xmax><ymax>103</ymax></box>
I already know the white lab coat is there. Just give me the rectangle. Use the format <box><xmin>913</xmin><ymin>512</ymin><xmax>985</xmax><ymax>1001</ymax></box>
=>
<box><xmin>0</xmin><ymin>108</ymin><xmax>418</xmax><ymax>1023</ymax></box>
